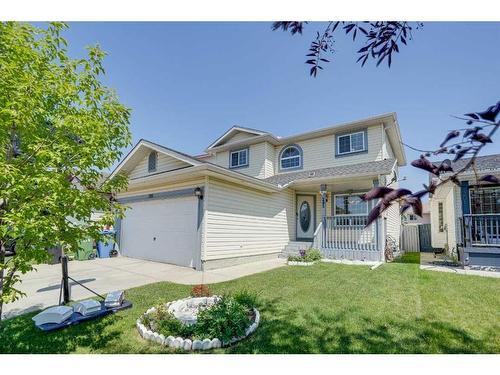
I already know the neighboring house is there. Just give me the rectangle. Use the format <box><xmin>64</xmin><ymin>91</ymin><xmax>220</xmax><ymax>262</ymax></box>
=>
<box><xmin>429</xmin><ymin>154</ymin><xmax>500</xmax><ymax>267</ymax></box>
<box><xmin>402</xmin><ymin>202</ymin><xmax>430</xmax><ymax>225</ymax></box>
<box><xmin>109</xmin><ymin>113</ymin><xmax>406</xmax><ymax>270</ymax></box>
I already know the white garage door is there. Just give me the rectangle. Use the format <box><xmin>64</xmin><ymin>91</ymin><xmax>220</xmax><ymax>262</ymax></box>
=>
<box><xmin>120</xmin><ymin>196</ymin><xmax>199</xmax><ymax>268</ymax></box>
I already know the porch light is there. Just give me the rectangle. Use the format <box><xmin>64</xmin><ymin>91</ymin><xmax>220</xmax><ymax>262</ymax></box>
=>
<box><xmin>194</xmin><ymin>187</ymin><xmax>203</xmax><ymax>199</ymax></box>
<box><xmin>320</xmin><ymin>184</ymin><xmax>328</xmax><ymax>195</ymax></box>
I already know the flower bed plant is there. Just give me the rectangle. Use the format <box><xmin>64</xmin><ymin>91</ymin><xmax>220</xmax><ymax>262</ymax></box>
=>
<box><xmin>136</xmin><ymin>290</ymin><xmax>260</xmax><ymax>351</ymax></box>
<box><xmin>288</xmin><ymin>248</ymin><xmax>322</xmax><ymax>265</ymax></box>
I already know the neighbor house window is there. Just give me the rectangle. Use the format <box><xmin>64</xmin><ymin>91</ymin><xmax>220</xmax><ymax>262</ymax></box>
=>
<box><xmin>229</xmin><ymin>148</ymin><xmax>249</xmax><ymax>168</ymax></box>
<box><xmin>438</xmin><ymin>202</ymin><xmax>444</xmax><ymax>232</ymax></box>
<box><xmin>336</xmin><ymin>130</ymin><xmax>366</xmax><ymax>155</ymax></box>
<box><xmin>279</xmin><ymin>145</ymin><xmax>302</xmax><ymax>170</ymax></box>
<box><xmin>470</xmin><ymin>186</ymin><xmax>500</xmax><ymax>214</ymax></box>
<box><xmin>148</xmin><ymin>151</ymin><xmax>157</xmax><ymax>172</ymax></box>
<box><xmin>333</xmin><ymin>194</ymin><xmax>368</xmax><ymax>226</ymax></box>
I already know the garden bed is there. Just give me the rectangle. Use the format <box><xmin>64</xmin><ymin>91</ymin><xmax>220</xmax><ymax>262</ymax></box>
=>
<box><xmin>287</xmin><ymin>248</ymin><xmax>321</xmax><ymax>266</ymax></box>
<box><xmin>136</xmin><ymin>293</ymin><xmax>259</xmax><ymax>351</ymax></box>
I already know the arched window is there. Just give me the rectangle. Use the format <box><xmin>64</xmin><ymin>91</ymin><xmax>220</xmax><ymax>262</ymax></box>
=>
<box><xmin>148</xmin><ymin>151</ymin><xmax>157</xmax><ymax>172</ymax></box>
<box><xmin>279</xmin><ymin>145</ymin><xmax>302</xmax><ymax>170</ymax></box>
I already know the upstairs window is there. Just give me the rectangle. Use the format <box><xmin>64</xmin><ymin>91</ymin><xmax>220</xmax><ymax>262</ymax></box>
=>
<box><xmin>337</xmin><ymin>130</ymin><xmax>366</xmax><ymax>156</ymax></box>
<box><xmin>280</xmin><ymin>145</ymin><xmax>302</xmax><ymax>170</ymax></box>
<box><xmin>148</xmin><ymin>151</ymin><xmax>157</xmax><ymax>172</ymax></box>
<box><xmin>229</xmin><ymin>148</ymin><xmax>249</xmax><ymax>168</ymax></box>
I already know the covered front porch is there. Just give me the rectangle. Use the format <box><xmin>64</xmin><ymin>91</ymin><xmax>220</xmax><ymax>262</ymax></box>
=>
<box><xmin>292</xmin><ymin>176</ymin><xmax>387</xmax><ymax>262</ymax></box>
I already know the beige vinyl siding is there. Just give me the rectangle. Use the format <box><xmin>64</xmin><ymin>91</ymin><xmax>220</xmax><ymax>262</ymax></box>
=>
<box><xmin>381</xmin><ymin>124</ymin><xmax>395</xmax><ymax>159</ymax></box>
<box><xmin>212</xmin><ymin>142</ymin><xmax>273</xmax><ymax>179</ymax></box>
<box><xmin>128</xmin><ymin>153</ymin><xmax>191</xmax><ymax>180</ymax></box>
<box><xmin>274</xmin><ymin>125</ymin><xmax>384</xmax><ymax>174</ymax></box>
<box><xmin>384</xmin><ymin>199</ymin><xmax>401</xmax><ymax>250</ymax></box>
<box><xmin>263</xmin><ymin>142</ymin><xmax>275</xmax><ymax>178</ymax></box>
<box><xmin>204</xmin><ymin>177</ymin><xmax>294</xmax><ymax>260</ymax></box>
<box><xmin>382</xmin><ymin>168</ymin><xmax>401</xmax><ymax>250</ymax></box>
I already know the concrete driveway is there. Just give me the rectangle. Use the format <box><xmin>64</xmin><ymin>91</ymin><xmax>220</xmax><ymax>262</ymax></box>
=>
<box><xmin>2</xmin><ymin>256</ymin><xmax>285</xmax><ymax>319</ymax></box>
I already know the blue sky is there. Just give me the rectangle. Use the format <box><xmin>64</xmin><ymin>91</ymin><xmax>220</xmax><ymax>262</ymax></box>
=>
<box><xmin>61</xmin><ymin>22</ymin><xmax>500</xmax><ymax>194</ymax></box>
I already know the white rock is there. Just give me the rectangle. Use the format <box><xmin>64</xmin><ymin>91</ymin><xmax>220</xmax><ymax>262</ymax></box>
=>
<box><xmin>183</xmin><ymin>339</ymin><xmax>192</xmax><ymax>350</ymax></box>
<box><xmin>173</xmin><ymin>337</ymin><xmax>184</xmax><ymax>348</ymax></box>
<box><xmin>192</xmin><ymin>339</ymin><xmax>203</xmax><ymax>350</ymax></box>
<box><xmin>202</xmin><ymin>338</ymin><xmax>212</xmax><ymax>350</ymax></box>
<box><xmin>211</xmin><ymin>338</ymin><xmax>222</xmax><ymax>349</ymax></box>
<box><xmin>254</xmin><ymin>310</ymin><xmax>260</xmax><ymax>325</ymax></box>
<box><xmin>165</xmin><ymin>336</ymin><xmax>175</xmax><ymax>347</ymax></box>
<box><xmin>159</xmin><ymin>334</ymin><xmax>165</xmax><ymax>345</ymax></box>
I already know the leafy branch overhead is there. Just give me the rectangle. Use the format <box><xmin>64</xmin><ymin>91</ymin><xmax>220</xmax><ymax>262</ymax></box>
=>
<box><xmin>272</xmin><ymin>21</ymin><xmax>422</xmax><ymax>76</ymax></box>
<box><xmin>361</xmin><ymin>101</ymin><xmax>500</xmax><ymax>227</ymax></box>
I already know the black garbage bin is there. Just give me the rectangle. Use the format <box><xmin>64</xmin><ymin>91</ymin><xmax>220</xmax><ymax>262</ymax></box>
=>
<box><xmin>47</xmin><ymin>245</ymin><xmax>63</xmax><ymax>264</ymax></box>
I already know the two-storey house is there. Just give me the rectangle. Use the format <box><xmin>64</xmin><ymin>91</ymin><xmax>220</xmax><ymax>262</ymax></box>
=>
<box><xmin>109</xmin><ymin>113</ymin><xmax>406</xmax><ymax>270</ymax></box>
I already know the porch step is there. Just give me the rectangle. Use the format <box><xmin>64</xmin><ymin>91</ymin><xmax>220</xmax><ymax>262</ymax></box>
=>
<box><xmin>280</xmin><ymin>241</ymin><xmax>313</xmax><ymax>258</ymax></box>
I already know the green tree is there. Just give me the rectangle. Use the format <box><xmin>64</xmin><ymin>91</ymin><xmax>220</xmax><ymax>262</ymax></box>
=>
<box><xmin>0</xmin><ymin>22</ymin><xmax>131</xmax><ymax>318</ymax></box>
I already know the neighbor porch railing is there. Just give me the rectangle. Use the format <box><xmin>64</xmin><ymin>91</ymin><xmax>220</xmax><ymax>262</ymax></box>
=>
<box><xmin>461</xmin><ymin>214</ymin><xmax>500</xmax><ymax>247</ymax></box>
<box><xmin>318</xmin><ymin>215</ymin><xmax>383</xmax><ymax>261</ymax></box>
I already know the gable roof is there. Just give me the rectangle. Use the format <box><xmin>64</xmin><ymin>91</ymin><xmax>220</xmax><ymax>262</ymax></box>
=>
<box><xmin>107</xmin><ymin>139</ymin><xmax>202</xmax><ymax>181</ymax></box>
<box><xmin>108</xmin><ymin>139</ymin><xmax>281</xmax><ymax>193</ymax></box>
<box><xmin>205</xmin><ymin>113</ymin><xmax>407</xmax><ymax>166</ymax></box>
<box><xmin>206</xmin><ymin>125</ymin><xmax>269</xmax><ymax>150</ymax></box>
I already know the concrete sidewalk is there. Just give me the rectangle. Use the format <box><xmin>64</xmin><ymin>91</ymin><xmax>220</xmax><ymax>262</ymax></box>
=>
<box><xmin>2</xmin><ymin>256</ymin><xmax>286</xmax><ymax>319</ymax></box>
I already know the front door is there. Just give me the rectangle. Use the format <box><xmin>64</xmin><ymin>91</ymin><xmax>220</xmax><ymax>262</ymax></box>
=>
<box><xmin>296</xmin><ymin>195</ymin><xmax>315</xmax><ymax>240</ymax></box>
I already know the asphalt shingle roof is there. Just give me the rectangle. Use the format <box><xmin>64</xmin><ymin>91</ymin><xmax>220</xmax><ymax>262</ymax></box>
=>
<box><xmin>449</xmin><ymin>153</ymin><xmax>500</xmax><ymax>172</ymax></box>
<box><xmin>263</xmin><ymin>159</ymin><xmax>396</xmax><ymax>187</ymax></box>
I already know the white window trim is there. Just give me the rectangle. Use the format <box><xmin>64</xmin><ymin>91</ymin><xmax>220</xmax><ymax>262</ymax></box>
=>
<box><xmin>229</xmin><ymin>148</ymin><xmax>249</xmax><ymax>168</ymax></box>
<box><xmin>280</xmin><ymin>148</ymin><xmax>302</xmax><ymax>169</ymax></box>
<box><xmin>333</xmin><ymin>193</ymin><xmax>369</xmax><ymax>216</ymax></box>
<box><xmin>337</xmin><ymin>131</ymin><xmax>366</xmax><ymax>155</ymax></box>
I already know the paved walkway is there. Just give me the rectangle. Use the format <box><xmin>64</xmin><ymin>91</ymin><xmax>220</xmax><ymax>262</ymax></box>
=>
<box><xmin>420</xmin><ymin>252</ymin><xmax>500</xmax><ymax>278</ymax></box>
<box><xmin>2</xmin><ymin>256</ymin><xmax>286</xmax><ymax>319</ymax></box>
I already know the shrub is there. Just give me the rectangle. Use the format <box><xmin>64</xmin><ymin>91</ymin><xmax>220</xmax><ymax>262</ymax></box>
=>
<box><xmin>194</xmin><ymin>296</ymin><xmax>251</xmax><ymax>343</ymax></box>
<box><xmin>191</xmin><ymin>284</ymin><xmax>211</xmax><ymax>297</ymax></box>
<box><xmin>305</xmin><ymin>248</ymin><xmax>322</xmax><ymax>261</ymax></box>
<box><xmin>288</xmin><ymin>248</ymin><xmax>322</xmax><ymax>262</ymax></box>
<box><xmin>233</xmin><ymin>290</ymin><xmax>258</xmax><ymax>310</ymax></box>
<box><xmin>155</xmin><ymin>312</ymin><xmax>185</xmax><ymax>337</ymax></box>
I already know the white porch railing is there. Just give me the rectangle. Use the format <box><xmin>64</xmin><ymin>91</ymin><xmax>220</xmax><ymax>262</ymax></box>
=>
<box><xmin>319</xmin><ymin>216</ymin><xmax>383</xmax><ymax>261</ymax></box>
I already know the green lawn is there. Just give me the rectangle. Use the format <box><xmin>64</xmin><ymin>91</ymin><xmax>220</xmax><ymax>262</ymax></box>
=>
<box><xmin>1</xmin><ymin>253</ymin><xmax>499</xmax><ymax>354</ymax></box>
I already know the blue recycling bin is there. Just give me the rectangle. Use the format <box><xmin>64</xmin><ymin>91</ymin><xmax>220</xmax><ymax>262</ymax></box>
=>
<box><xmin>96</xmin><ymin>230</ymin><xmax>115</xmax><ymax>258</ymax></box>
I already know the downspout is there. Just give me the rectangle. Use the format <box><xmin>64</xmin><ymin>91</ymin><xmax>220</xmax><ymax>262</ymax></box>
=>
<box><xmin>320</xmin><ymin>184</ymin><xmax>327</xmax><ymax>249</ymax></box>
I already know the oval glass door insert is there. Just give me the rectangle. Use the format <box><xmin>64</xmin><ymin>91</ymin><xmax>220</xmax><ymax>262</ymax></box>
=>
<box><xmin>299</xmin><ymin>201</ymin><xmax>311</xmax><ymax>232</ymax></box>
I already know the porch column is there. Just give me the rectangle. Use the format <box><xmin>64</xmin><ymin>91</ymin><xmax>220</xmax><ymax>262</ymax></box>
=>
<box><xmin>320</xmin><ymin>184</ymin><xmax>328</xmax><ymax>248</ymax></box>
